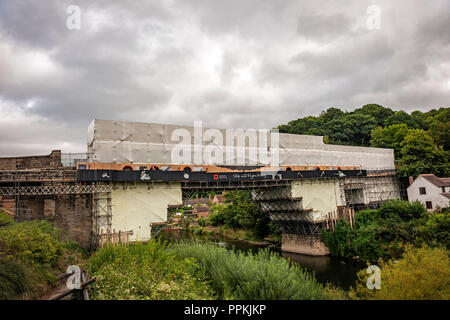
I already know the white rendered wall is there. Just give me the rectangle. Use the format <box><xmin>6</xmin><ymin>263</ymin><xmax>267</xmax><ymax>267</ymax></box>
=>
<box><xmin>109</xmin><ymin>182</ymin><xmax>182</xmax><ymax>241</ymax></box>
<box><xmin>407</xmin><ymin>177</ymin><xmax>450</xmax><ymax>212</ymax></box>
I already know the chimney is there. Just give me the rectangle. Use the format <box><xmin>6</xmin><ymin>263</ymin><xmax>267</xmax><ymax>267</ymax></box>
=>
<box><xmin>409</xmin><ymin>176</ymin><xmax>414</xmax><ymax>185</ymax></box>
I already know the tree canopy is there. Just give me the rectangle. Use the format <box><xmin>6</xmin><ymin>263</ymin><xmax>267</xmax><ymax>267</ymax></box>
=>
<box><xmin>278</xmin><ymin>105</ymin><xmax>449</xmax><ymax>177</ymax></box>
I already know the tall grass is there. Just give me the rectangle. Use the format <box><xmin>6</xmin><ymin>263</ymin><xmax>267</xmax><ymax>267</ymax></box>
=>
<box><xmin>0</xmin><ymin>220</ymin><xmax>86</xmax><ymax>299</ymax></box>
<box><xmin>171</xmin><ymin>241</ymin><xmax>340</xmax><ymax>300</ymax></box>
<box><xmin>0</xmin><ymin>257</ymin><xmax>30</xmax><ymax>299</ymax></box>
<box><xmin>88</xmin><ymin>241</ymin><xmax>214</xmax><ymax>300</ymax></box>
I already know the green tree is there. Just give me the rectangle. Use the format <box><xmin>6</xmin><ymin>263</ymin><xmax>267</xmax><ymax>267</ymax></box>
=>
<box><xmin>370</xmin><ymin>124</ymin><xmax>410</xmax><ymax>159</ymax></box>
<box><xmin>218</xmin><ymin>191</ymin><xmax>271</xmax><ymax>238</ymax></box>
<box><xmin>384</xmin><ymin>111</ymin><xmax>420</xmax><ymax>128</ymax></box>
<box><xmin>358</xmin><ymin>104</ymin><xmax>394</xmax><ymax>127</ymax></box>
<box><xmin>397</xmin><ymin>129</ymin><xmax>450</xmax><ymax>178</ymax></box>
<box><xmin>429</xmin><ymin>119</ymin><xmax>450</xmax><ymax>150</ymax></box>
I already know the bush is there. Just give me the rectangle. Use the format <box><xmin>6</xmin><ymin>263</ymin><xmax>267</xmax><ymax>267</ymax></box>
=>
<box><xmin>0</xmin><ymin>258</ymin><xmax>31</xmax><ymax>299</ymax></box>
<box><xmin>322</xmin><ymin>220</ymin><xmax>355</xmax><ymax>258</ymax></box>
<box><xmin>355</xmin><ymin>210</ymin><xmax>381</xmax><ymax>227</ymax></box>
<box><xmin>379</xmin><ymin>199</ymin><xmax>426</xmax><ymax>221</ymax></box>
<box><xmin>197</xmin><ymin>218</ymin><xmax>207</xmax><ymax>227</ymax></box>
<box><xmin>323</xmin><ymin>200</ymin><xmax>439</xmax><ymax>261</ymax></box>
<box><xmin>171</xmin><ymin>241</ymin><xmax>341</xmax><ymax>300</ymax></box>
<box><xmin>88</xmin><ymin>241</ymin><xmax>214</xmax><ymax>300</ymax></box>
<box><xmin>349</xmin><ymin>246</ymin><xmax>450</xmax><ymax>300</ymax></box>
<box><xmin>417</xmin><ymin>213</ymin><xmax>450</xmax><ymax>249</ymax></box>
<box><xmin>0</xmin><ymin>211</ymin><xmax>14</xmax><ymax>227</ymax></box>
<box><xmin>0</xmin><ymin>221</ymin><xmax>64</xmax><ymax>266</ymax></box>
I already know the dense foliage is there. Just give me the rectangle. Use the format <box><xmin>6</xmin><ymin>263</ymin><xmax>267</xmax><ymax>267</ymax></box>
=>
<box><xmin>207</xmin><ymin>190</ymin><xmax>278</xmax><ymax>239</ymax></box>
<box><xmin>0</xmin><ymin>221</ymin><xmax>64</xmax><ymax>266</ymax></box>
<box><xmin>88</xmin><ymin>241</ymin><xmax>214</xmax><ymax>300</ymax></box>
<box><xmin>0</xmin><ymin>211</ymin><xmax>14</xmax><ymax>227</ymax></box>
<box><xmin>349</xmin><ymin>246</ymin><xmax>450</xmax><ymax>300</ymax></box>
<box><xmin>171</xmin><ymin>241</ymin><xmax>343</xmax><ymax>300</ymax></box>
<box><xmin>278</xmin><ymin>105</ymin><xmax>450</xmax><ymax>178</ymax></box>
<box><xmin>322</xmin><ymin>200</ymin><xmax>449</xmax><ymax>261</ymax></box>
<box><xmin>0</xmin><ymin>220</ymin><xmax>84</xmax><ymax>299</ymax></box>
<box><xmin>0</xmin><ymin>257</ymin><xmax>30</xmax><ymax>300</ymax></box>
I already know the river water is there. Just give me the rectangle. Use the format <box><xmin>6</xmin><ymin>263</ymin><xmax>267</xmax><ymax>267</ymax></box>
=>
<box><xmin>158</xmin><ymin>230</ymin><xmax>366</xmax><ymax>290</ymax></box>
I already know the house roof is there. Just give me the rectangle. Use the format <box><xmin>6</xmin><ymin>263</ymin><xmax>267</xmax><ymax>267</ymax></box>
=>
<box><xmin>420</xmin><ymin>174</ymin><xmax>450</xmax><ymax>187</ymax></box>
<box><xmin>195</xmin><ymin>206</ymin><xmax>210</xmax><ymax>212</ymax></box>
<box><xmin>185</xmin><ymin>198</ymin><xmax>209</xmax><ymax>205</ymax></box>
<box><xmin>213</xmin><ymin>194</ymin><xmax>226</xmax><ymax>202</ymax></box>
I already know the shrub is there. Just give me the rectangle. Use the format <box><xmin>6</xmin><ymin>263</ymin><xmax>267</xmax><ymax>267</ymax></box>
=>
<box><xmin>349</xmin><ymin>246</ymin><xmax>450</xmax><ymax>300</ymax></box>
<box><xmin>0</xmin><ymin>258</ymin><xmax>31</xmax><ymax>299</ymax></box>
<box><xmin>323</xmin><ymin>200</ymin><xmax>438</xmax><ymax>261</ymax></box>
<box><xmin>171</xmin><ymin>241</ymin><xmax>339</xmax><ymax>300</ymax></box>
<box><xmin>417</xmin><ymin>213</ymin><xmax>450</xmax><ymax>249</ymax></box>
<box><xmin>355</xmin><ymin>210</ymin><xmax>381</xmax><ymax>227</ymax></box>
<box><xmin>379</xmin><ymin>199</ymin><xmax>426</xmax><ymax>221</ymax></box>
<box><xmin>197</xmin><ymin>218</ymin><xmax>207</xmax><ymax>227</ymax></box>
<box><xmin>0</xmin><ymin>221</ymin><xmax>64</xmax><ymax>266</ymax></box>
<box><xmin>322</xmin><ymin>220</ymin><xmax>355</xmax><ymax>258</ymax></box>
<box><xmin>88</xmin><ymin>241</ymin><xmax>214</xmax><ymax>300</ymax></box>
<box><xmin>0</xmin><ymin>211</ymin><xmax>14</xmax><ymax>227</ymax></box>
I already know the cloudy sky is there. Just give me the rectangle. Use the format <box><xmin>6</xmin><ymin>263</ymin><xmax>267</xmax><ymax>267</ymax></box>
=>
<box><xmin>0</xmin><ymin>0</ymin><xmax>449</xmax><ymax>156</ymax></box>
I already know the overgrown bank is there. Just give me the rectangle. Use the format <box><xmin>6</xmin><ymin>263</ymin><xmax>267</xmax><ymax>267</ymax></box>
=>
<box><xmin>1</xmin><ymin>220</ymin><xmax>448</xmax><ymax>300</ymax></box>
<box><xmin>88</xmin><ymin>240</ymin><xmax>343</xmax><ymax>300</ymax></box>
<box><xmin>322</xmin><ymin>199</ymin><xmax>449</xmax><ymax>261</ymax></box>
<box><xmin>0</xmin><ymin>219</ymin><xmax>87</xmax><ymax>299</ymax></box>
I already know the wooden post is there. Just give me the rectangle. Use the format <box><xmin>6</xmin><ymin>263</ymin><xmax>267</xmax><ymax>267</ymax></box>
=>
<box><xmin>333</xmin><ymin>211</ymin><xmax>337</xmax><ymax>230</ymax></box>
<box><xmin>81</xmin><ymin>271</ymin><xmax>90</xmax><ymax>300</ymax></box>
<box><xmin>349</xmin><ymin>208</ymin><xmax>353</xmax><ymax>229</ymax></box>
<box><xmin>100</xmin><ymin>229</ymin><xmax>103</xmax><ymax>248</ymax></box>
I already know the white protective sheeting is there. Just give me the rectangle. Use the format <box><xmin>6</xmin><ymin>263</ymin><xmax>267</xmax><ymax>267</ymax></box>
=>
<box><xmin>110</xmin><ymin>182</ymin><xmax>182</xmax><ymax>241</ymax></box>
<box><xmin>87</xmin><ymin>119</ymin><xmax>395</xmax><ymax>170</ymax></box>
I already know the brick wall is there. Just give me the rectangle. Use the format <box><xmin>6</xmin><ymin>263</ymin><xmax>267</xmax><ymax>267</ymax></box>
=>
<box><xmin>0</xmin><ymin>150</ymin><xmax>63</xmax><ymax>170</ymax></box>
<box><xmin>0</xmin><ymin>196</ymin><xmax>16</xmax><ymax>214</ymax></box>
<box><xmin>14</xmin><ymin>194</ymin><xmax>93</xmax><ymax>249</ymax></box>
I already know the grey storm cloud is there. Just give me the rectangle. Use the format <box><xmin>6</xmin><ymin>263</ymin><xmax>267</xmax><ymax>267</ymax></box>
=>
<box><xmin>0</xmin><ymin>0</ymin><xmax>449</xmax><ymax>156</ymax></box>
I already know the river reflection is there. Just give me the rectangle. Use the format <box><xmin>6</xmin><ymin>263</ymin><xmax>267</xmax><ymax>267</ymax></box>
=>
<box><xmin>158</xmin><ymin>230</ymin><xmax>366</xmax><ymax>290</ymax></box>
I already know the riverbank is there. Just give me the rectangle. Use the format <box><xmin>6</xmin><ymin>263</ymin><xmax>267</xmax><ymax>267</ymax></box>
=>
<box><xmin>159</xmin><ymin>229</ymin><xmax>366</xmax><ymax>290</ymax></box>
<box><xmin>186</xmin><ymin>224</ymin><xmax>280</xmax><ymax>247</ymax></box>
<box><xmin>88</xmin><ymin>240</ymin><xmax>345</xmax><ymax>300</ymax></box>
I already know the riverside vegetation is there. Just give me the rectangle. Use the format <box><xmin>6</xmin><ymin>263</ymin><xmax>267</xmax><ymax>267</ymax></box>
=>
<box><xmin>322</xmin><ymin>199</ymin><xmax>449</xmax><ymax>261</ymax></box>
<box><xmin>1</xmin><ymin>213</ymin><xmax>448</xmax><ymax>299</ymax></box>
<box><xmin>88</xmin><ymin>240</ymin><xmax>344</xmax><ymax>300</ymax></box>
<box><xmin>0</xmin><ymin>217</ymin><xmax>87</xmax><ymax>299</ymax></box>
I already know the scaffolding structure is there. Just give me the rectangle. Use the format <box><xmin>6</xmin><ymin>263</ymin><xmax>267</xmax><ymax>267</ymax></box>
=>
<box><xmin>92</xmin><ymin>190</ymin><xmax>112</xmax><ymax>249</ymax></box>
<box><xmin>339</xmin><ymin>175</ymin><xmax>403</xmax><ymax>211</ymax></box>
<box><xmin>181</xmin><ymin>173</ymin><xmax>404</xmax><ymax>237</ymax></box>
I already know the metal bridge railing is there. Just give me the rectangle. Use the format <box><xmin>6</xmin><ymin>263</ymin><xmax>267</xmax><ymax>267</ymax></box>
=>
<box><xmin>61</xmin><ymin>153</ymin><xmax>92</xmax><ymax>168</ymax></box>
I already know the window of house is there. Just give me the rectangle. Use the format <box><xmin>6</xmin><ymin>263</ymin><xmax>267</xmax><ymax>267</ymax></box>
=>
<box><xmin>442</xmin><ymin>187</ymin><xmax>446</xmax><ymax>193</ymax></box>
<box><xmin>425</xmin><ymin>201</ymin><xmax>432</xmax><ymax>209</ymax></box>
<box><xmin>419</xmin><ymin>187</ymin><xmax>426</xmax><ymax>195</ymax></box>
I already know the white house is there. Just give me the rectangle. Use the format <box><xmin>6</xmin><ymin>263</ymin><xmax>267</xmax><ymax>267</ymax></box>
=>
<box><xmin>407</xmin><ymin>174</ymin><xmax>450</xmax><ymax>212</ymax></box>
